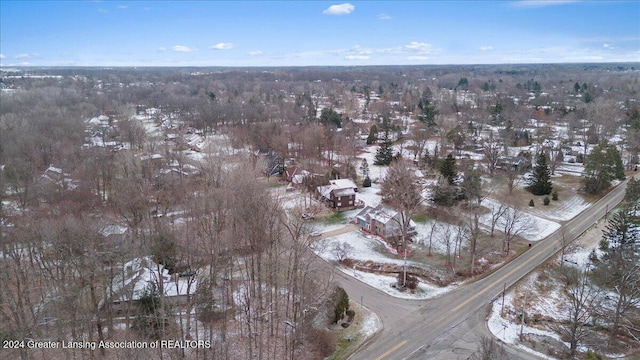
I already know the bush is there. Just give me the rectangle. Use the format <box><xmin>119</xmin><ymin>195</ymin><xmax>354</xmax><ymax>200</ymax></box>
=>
<box><xmin>312</xmin><ymin>329</ymin><xmax>336</xmax><ymax>358</ymax></box>
<box><xmin>362</xmin><ymin>176</ymin><xmax>371</xmax><ymax>187</ymax></box>
<box><xmin>396</xmin><ymin>272</ymin><xmax>419</xmax><ymax>290</ymax></box>
<box><xmin>529</xmin><ymin>199</ymin><xmax>535</xmax><ymax>207</ymax></box>
<box><xmin>543</xmin><ymin>197</ymin><xmax>550</xmax><ymax>205</ymax></box>
<box><xmin>552</xmin><ymin>190</ymin><xmax>558</xmax><ymax>200</ymax></box>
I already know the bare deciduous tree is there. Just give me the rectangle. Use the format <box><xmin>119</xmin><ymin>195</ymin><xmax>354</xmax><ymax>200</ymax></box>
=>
<box><xmin>555</xmin><ymin>267</ymin><xmax>600</xmax><ymax>358</ymax></box>
<box><xmin>502</xmin><ymin>205</ymin><xmax>531</xmax><ymax>255</ymax></box>
<box><xmin>483</xmin><ymin>141</ymin><xmax>502</xmax><ymax>176</ymax></box>
<box><xmin>382</xmin><ymin>159</ymin><xmax>424</xmax><ymax>286</ymax></box>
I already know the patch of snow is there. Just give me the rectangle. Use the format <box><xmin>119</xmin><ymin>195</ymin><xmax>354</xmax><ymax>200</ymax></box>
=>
<box><xmin>480</xmin><ymin>198</ymin><xmax>561</xmax><ymax>242</ymax></box>
<box><xmin>488</xmin><ymin>291</ymin><xmax>566</xmax><ymax>360</ymax></box>
<box><xmin>359</xmin><ymin>311</ymin><xmax>381</xmax><ymax>338</ymax></box>
<box><xmin>341</xmin><ymin>267</ymin><xmax>453</xmax><ymax>299</ymax></box>
<box><xmin>526</xmin><ymin>194</ymin><xmax>591</xmax><ymax>222</ymax></box>
<box><xmin>413</xmin><ymin>221</ymin><xmax>468</xmax><ymax>255</ymax></box>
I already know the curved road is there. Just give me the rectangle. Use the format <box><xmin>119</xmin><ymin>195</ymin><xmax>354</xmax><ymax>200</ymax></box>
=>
<box><xmin>331</xmin><ymin>174</ymin><xmax>637</xmax><ymax>360</ymax></box>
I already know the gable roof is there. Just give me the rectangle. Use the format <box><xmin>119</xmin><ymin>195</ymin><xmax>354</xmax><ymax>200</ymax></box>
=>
<box><xmin>329</xmin><ymin>178</ymin><xmax>357</xmax><ymax>190</ymax></box>
<box><xmin>356</xmin><ymin>204</ymin><xmax>416</xmax><ymax>227</ymax></box>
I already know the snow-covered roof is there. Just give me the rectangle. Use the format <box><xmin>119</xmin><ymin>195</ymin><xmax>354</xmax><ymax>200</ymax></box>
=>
<box><xmin>317</xmin><ymin>185</ymin><xmax>333</xmax><ymax>199</ymax></box>
<box><xmin>112</xmin><ymin>257</ymin><xmax>197</xmax><ymax>303</ymax></box>
<box><xmin>329</xmin><ymin>178</ymin><xmax>357</xmax><ymax>190</ymax></box>
<box><xmin>101</xmin><ymin>224</ymin><xmax>128</xmax><ymax>237</ymax></box>
<box><xmin>356</xmin><ymin>204</ymin><xmax>416</xmax><ymax>227</ymax></box>
<box><xmin>292</xmin><ymin>170</ymin><xmax>310</xmax><ymax>184</ymax></box>
<box><xmin>318</xmin><ymin>179</ymin><xmax>357</xmax><ymax>199</ymax></box>
<box><xmin>333</xmin><ymin>188</ymin><xmax>356</xmax><ymax>197</ymax></box>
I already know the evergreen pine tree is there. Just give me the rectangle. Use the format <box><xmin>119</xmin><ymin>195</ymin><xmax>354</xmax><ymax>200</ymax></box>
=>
<box><xmin>439</xmin><ymin>153</ymin><xmax>458</xmax><ymax>185</ymax></box>
<box><xmin>527</xmin><ymin>151</ymin><xmax>553</xmax><ymax>195</ymax></box>
<box><xmin>374</xmin><ymin>129</ymin><xmax>394</xmax><ymax>165</ymax></box>
<box><xmin>583</xmin><ymin>140</ymin><xmax>626</xmax><ymax>194</ymax></box>
<box><xmin>606</xmin><ymin>144</ymin><xmax>626</xmax><ymax>181</ymax></box>
<box><xmin>601</xmin><ymin>206</ymin><xmax>636</xmax><ymax>251</ymax></box>
<box><xmin>624</xmin><ymin>177</ymin><xmax>640</xmax><ymax>211</ymax></box>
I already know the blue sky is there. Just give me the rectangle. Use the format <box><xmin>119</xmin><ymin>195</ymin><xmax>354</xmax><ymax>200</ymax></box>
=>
<box><xmin>1</xmin><ymin>0</ymin><xmax>638</xmax><ymax>66</ymax></box>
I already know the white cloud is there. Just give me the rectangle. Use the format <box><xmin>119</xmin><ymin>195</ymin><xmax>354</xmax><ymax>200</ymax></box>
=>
<box><xmin>248</xmin><ymin>50</ymin><xmax>263</xmax><ymax>56</ymax></box>
<box><xmin>345</xmin><ymin>55</ymin><xmax>369</xmax><ymax>60</ymax></box>
<box><xmin>511</xmin><ymin>0</ymin><xmax>580</xmax><ymax>8</ymax></box>
<box><xmin>603</xmin><ymin>43</ymin><xmax>615</xmax><ymax>49</ymax></box>
<box><xmin>404</xmin><ymin>41</ymin><xmax>431</xmax><ymax>52</ymax></box>
<box><xmin>118</xmin><ymin>5</ymin><xmax>128</xmax><ymax>9</ymax></box>
<box><xmin>323</xmin><ymin>3</ymin><xmax>354</xmax><ymax>15</ymax></box>
<box><xmin>378</xmin><ymin>13</ymin><xmax>391</xmax><ymax>20</ymax></box>
<box><xmin>172</xmin><ymin>45</ymin><xmax>197</xmax><ymax>53</ymax></box>
<box><xmin>0</xmin><ymin>54</ymin><xmax>5</xmax><ymax>59</ymax></box>
<box><xmin>479</xmin><ymin>46</ymin><xmax>494</xmax><ymax>51</ymax></box>
<box><xmin>408</xmin><ymin>56</ymin><xmax>430</xmax><ymax>60</ymax></box>
<box><xmin>158</xmin><ymin>47</ymin><xmax>167</xmax><ymax>52</ymax></box>
<box><xmin>15</xmin><ymin>53</ymin><xmax>39</xmax><ymax>59</ymax></box>
<box><xmin>210</xmin><ymin>43</ymin><xmax>235</xmax><ymax>50</ymax></box>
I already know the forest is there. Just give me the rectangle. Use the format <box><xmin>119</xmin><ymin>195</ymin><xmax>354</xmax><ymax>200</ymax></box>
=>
<box><xmin>1</xmin><ymin>63</ymin><xmax>639</xmax><ymax>359</ymax></box>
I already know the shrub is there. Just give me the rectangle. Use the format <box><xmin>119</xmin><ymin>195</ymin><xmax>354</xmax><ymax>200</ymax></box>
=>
<box><xmin>529</xmin><ymin>199</ymin><xmax>535</xmax><ymax>207</ymax></box>
<box><xmin>397</xmin><ymin>272</ymin><xmax>419</xmax><ymax>290</ymax></box>
<box><xmin>362</xmin><ymin>176</ymin><xmax>371</xmax><ymax>187</ymax></box>
<box><xmin>543</xmin><ymin>197</ymin><xmax>550</xmax><ymax>205</ymax></box>
<box><xmin>552</xmin><ymin>191</ymin><xmax>558</xmax><ymax>200</ymax></box>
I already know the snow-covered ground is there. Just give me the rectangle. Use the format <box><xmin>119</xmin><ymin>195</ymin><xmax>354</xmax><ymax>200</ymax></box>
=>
<box><xmin>341</xmin><ymin>267</ymin><xmax>454</xmax><ymax>300</ymax></box>
<box><xmin>413</xmin><ymin>220</ymin><xmax>468</xmax><ymax>255</ymax></box>
<box><xmin>356</xmin><ymin>185</ymin><xmax>383</xmax><ymax>208</ymax></box>
<box><xmin>312</xmin><ymin>231</ymin><xmax>417</xmax><ymax>267</ymax></box>
<box><xmin>359</xmin><ymin>309</ymin><xmax>382</xmax><ymax>338</ymax></box>
<box><xmin>358</xmin><ymin>145</ymin><xmax>388</xmax><ymax>182</ymax></box>
<box><xmin>311</xmin><ymin>230</ymin><xmax>455</xmax><ymax>299</ymax></box>
<box><xmin>525</xmin><ymin>193</ymin><xmax>590</xmax><ymax>222</ymax></box>
<box><xmin>488</xmin><ymin>291</ymin><xmax>566</xmax><ymax>360</ymax></box>
<box><xmin>480</xmin><ymin>198</ymin><xmax>561</xmax><ymax>242</ymax></box>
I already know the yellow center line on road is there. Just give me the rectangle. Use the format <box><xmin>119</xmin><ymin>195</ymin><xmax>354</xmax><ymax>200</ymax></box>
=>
<box><xmin>451</xmin><ymin>239</ymin><xmax>554</xmax><ymax>313</ymax></box>
<box><xmin>374</xmin><ymin>340</ymin><xmax>408</xmax><ymax>360</ymax></box>
<box><xmin>451</xmin><ymin>197</ymin><xmax>610</xmax><ymax>314</ymax></box>
<box><xmin>370</xmin><ymin>195</ymin><xmax>618</xmax><ymax>360</ymax></box>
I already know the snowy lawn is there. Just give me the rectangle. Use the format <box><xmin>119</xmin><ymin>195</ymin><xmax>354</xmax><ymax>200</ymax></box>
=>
<box><xmin>413</xmin><ymin>221</ymin><xmax>468</xmax><ymax>255</ymax></box>
<box><xmin>340</xmin><ymin>267</ymin><xmax>454</xmax><ymax>300</ymax></box>
<box><xmin>480</xmin><ymin>198</ymin><xmax>561</xmax><ymax>242</ymax></box>
<box><xmin>357</xmin><ymin>184</ymin><xmax>383</xmax><ymax>208</ymax></box>
<box><xmin>526</xmin><ymin>193</ymin><xmax>591</xmax><ymax>222</ymax></box>
<box><xmin>312</xmin><ymin>231</ymin><xmax>418</xmax><ymax>267</ymax></box>
<box><xmin>311</xmin><ymin>230</ymin><xmax>455</xmax><ymax>299</ymax></box>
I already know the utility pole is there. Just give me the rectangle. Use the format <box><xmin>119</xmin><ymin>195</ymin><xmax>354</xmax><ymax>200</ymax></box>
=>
<box><xmin>561</xmin><ymin>230</ymin><xmax>566</xmax><ymax>268</ymax></box>
<box><xmin>520</xmin><ymin>292</ymin><xmax>527</xmax><ymax>338</ymax></box>
<box><xmin>501</xmin><ymin>282</ymin><xmax>506</xmax><ymax>317</ymax></box>
<box><xmin>402</xmin><ymin>233</ymin><xmax>407</xmax><ymax>287</ymax></box>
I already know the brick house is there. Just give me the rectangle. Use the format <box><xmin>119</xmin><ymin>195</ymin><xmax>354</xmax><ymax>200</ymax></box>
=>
<box><xmin>316</xmin><ymin>178</ymin><xmax>357</xmax><ymax>209</ymax></box>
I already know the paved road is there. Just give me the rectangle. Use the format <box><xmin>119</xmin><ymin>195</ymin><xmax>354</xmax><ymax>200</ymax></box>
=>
<box><xmin>339</xmin><ymin>174</ymin><xmax>636</xmax><ymax>360</ymax></box>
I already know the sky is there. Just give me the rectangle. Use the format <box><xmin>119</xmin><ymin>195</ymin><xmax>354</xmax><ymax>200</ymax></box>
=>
<box><xmin>0</xmin><ymin>0</ymin><xmax>638</xmax><ymax>67</ymax></box>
